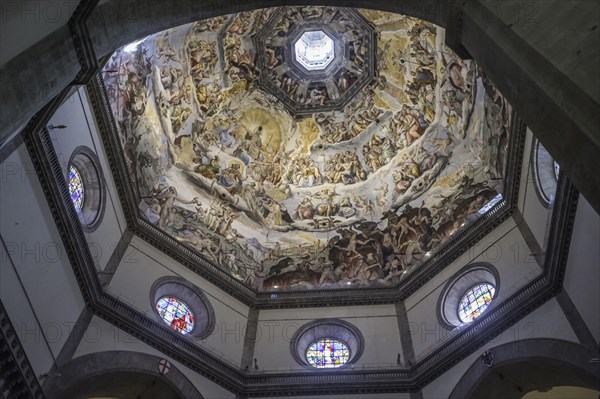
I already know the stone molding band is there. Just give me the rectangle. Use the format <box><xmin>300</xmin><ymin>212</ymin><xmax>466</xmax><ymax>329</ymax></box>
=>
<box><xmin>88</xmin><ymin>70</ymin><xmax>526</xmax><ymax>308</ymax></box>
<box><xmin>10</xmin><ymin>1</ymin><xmax>580</xmax><ymax>394</ymax></box>
<box><xmin>22</xmin><ymin>108</ymin><xmax>578</xmax><ymax>395</ymax></box>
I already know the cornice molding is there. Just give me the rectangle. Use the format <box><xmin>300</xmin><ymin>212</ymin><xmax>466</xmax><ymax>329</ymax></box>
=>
<box><xmin>0</xmin><ymin>1</ymin><xmax>581</xmax><ymax>393</ymax></box>
<box><xmin>86</xmin><ymin>73</ymin><xmax>525</xmax><ymax>309</ymax></box>
<box><xmin>0</xmin><ymin>301</ymin><xmax>45</xmax><ymax>399</ymax></box>
<box><xmin>11</xmin><ymin>4</ymin><xmax>579</xmax><ymax>388</ymax></box>
<box><xmin>20</xmin><ymin>79</ymin><xmax>579</xmax><ymax>395</ymax></box>
<box><xmin>68</xmin><ymin>0</ymin><xmax>100</xmax><ymax>84</ymax></box>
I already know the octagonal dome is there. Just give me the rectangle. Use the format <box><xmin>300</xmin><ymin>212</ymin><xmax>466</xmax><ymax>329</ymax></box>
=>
<box><xmin>101</xmin><ymin>7</ymin><xmax>513</xmax><ymax>294</ymax></box>
<box><xmin>294</xmin><ymin>30</ymin><xmax>336</xmax><ymax>71</ymax></box>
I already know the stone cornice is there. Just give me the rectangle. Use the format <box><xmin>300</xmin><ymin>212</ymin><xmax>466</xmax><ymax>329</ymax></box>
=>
<box><xmin>12</xmin><ymin>1</ymin><xmax>580</xmax><ymax>393</ymax></box>
<box><xmin>87</xmin><ymin>71</ymin><xmax>526</xmax><ymax>308</ymax></box>
<box><xmin>20</xmin><ymin>77</ymin><xmax>579</xmax><ymax>395</ymax></box>
<box><xmin>0</xmin><ymin>301</ymin><xmax>45</xmax><ymax>399</ymax></box>
<box><xmin>69</xmin><ymin>0</ymin><xmax>100</xmax><ymax>83</ymax></box>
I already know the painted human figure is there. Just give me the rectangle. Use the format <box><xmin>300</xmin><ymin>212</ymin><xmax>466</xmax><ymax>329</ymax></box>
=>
<box><xmin>241</xmin><ymin>182</ymin><xmax>260</xmax><ymax>215</ymax></box>
<box><xmin>338</xmin><ymin>71</ymin><xmax>352</xmax><ymax>91</ymax></box>
<box><xmin>308</xmin><ymin>88</ymin><xmax>327</xmax><ymax>105</ymax></box>
<box><xmin>244</xmin><ymin>264</ymin><xmax>267</xmax><ymax>290</ymax></box>
<box><xmin>224</xmin><ymin>249</ymin><xmax>240</xmax><ymax>277</ymax></box>
<box><xmin>218</xmin><ymin>163</ymin><xmax>243</xmax><ymax>194</ymax></box>
<box><xmin>152</xmin><ymin>186</ymin><xmax>195</xmax><ymax>229</ymax></box>
<box><xmin>219</xmin><ymin>126</ymin><xmax>237</xmax><ymax>148</ymax></box>
<box><xmin>318</xmin><ymin>257</ymin><xmax>336</xmax><ymax>285</ymax></box>
<box><xmin>383</xmin><ymin>257</ymin><xmax>403</xmax><ymax>284</ymax></box>
<box><xmin>263</xmin><ymin>198</ymin><xmax>287</xmax><ymax>226</ymax></box>
<box><xmin>295</xmin><ymin>197</ymin><xmax>315</xmax><ymax>220</ymax></box>
<box><xmin>243</xmin><ymin>126</ymin><xmax>264</xmax><ymax>160</ymax></box>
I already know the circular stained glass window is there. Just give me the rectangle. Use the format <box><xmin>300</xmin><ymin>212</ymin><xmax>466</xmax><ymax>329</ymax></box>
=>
<box><xmin>156</xmin><ymin>296</ymin><xmax>195</xmax><ymax>335</ymax></box>
<box><xmin>68</xmin><ymin>165</ymin><xmax>85</xmax><ymax>212</ymax></box>
<box><xmin>306</xmin><ymin>338</ymin><xmax>350</xmax><ymax>368</ymax></box>
<box><xmin>458</xmin><ymin>283</ymin><xmax>495</xmax><ymax>323</ymax></box>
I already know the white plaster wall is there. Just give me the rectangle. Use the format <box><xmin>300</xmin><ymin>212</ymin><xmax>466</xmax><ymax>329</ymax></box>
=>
<box><xmin>0</xmin><ymin>238</ymin><xmax>54</xmax><ymax>378</ymax></box>
<box><xmin>0</xmin><ymin>0</ymin><xmax>80</xmax><ymax>67</ymax></box>
<box><xmin>0</xmin><ymin>144</ymin><xmax>85</xmax><ymax>358</ymax></box>
<box><xmin>254</xmin><ymin>304</ymin><xmax>401</xmax><ymax>371</ymax></box>
<box><xmin>404</xmin><ymin>218</ymin><xmax>542</xmax><ymax>359</ymax></box>
<box><xmin>74</xmin><ymin>316</ymin><xmax>236</xmax><ymax>399</ymax></box>
<box><xmin>563</xmin><ymin>196</ymin><xmax>600</xmax><ymax>344</ymax></box>
<box><xmin>421</xmin><ymin>297</ymin><xmax>578</xmax><ymax>399</ymax></box>
<box><xmin>106</xmin><ymin>235</ymin><xmax>249</xmax><ymax>366</ymax></box>
<box><xmin>48</xmin><ymin>87</ymin><xmax>126</xmax><ymax>271</ymax></box>
<box><xmin>491</xmin><ymin>0</ymin><xmax>599</xmax><ymax>103</ymax></box>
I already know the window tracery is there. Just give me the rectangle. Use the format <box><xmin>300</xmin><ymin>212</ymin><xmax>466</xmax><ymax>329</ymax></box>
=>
<box><xmin>457</xmin><ymin>283</ymin><xmax>496</xmax><ymax>323</ymax></box>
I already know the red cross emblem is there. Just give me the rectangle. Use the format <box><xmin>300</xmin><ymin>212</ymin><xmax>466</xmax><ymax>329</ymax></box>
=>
<box><xmin>158</xmin><ymin>359</ymin><xmax>171</xmax><ymax>375</ymax></box>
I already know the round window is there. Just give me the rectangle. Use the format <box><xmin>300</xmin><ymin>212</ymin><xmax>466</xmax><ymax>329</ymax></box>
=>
<box><xmin>437</xmin><ymin>263</ymin><xmax>500</xmax><ymax>329</ymax></box>
<box><xmin>156</xmin><ymin>296</ymin><xmax>195</xmax><ymax>335</ymax></box>
<box><xmin>532</xmin><ymin>139</ymin><xmax>559</xmax><ymax>207</ymax></box>
<box><xmin>306</xmin><ymin>338</ymin><xmax>350</xmax><ymax>368</ymax></box>
<box><xmin>67</xmin><ymin>147</ymin><xmax>106</xmax><ymax>232</ymax></box>
<box><xmin>457</xmin><ymin>283</ymin><xmax>496</xmax><ymax>323</ymax></box>
<box><xmin>150</xmin><ymin>277</ymin><xmax>215</xmax><ymax>339</ymax></box>
<box><xmin>290</xmin><ymin>319</ymin><xmax>364</xmax><ymax>369</ymax></box>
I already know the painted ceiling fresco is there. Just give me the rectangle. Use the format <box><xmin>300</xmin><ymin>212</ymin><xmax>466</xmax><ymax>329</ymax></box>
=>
<box><xmin>102</xmin><ymin>7</ymin><xmax>511</xmax><ymax>292</ymax></box>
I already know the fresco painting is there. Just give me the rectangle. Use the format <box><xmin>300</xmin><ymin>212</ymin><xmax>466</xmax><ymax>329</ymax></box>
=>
<box><xmin>102</xmin><ymin>7</ymin><xmax>511</xmax><ymax>291</ymax></box>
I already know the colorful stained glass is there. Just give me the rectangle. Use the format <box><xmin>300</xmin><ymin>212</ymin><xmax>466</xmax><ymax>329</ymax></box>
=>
<box><xmin>458</xmin><ymin>283</ymin><xmax>495</xmax><ymax>323</ymax></box>
<box><xmin>68</xmin><ymin>165</ymin><xmax>84</xmax><ymax>212</ymax></box>
<box><xmin>306</xmin><ymin>338</ymin><xmax>350</xmax><ymax>368</ymax></box>
<box><xmin>156</xmin><ymin>297</ymin><xmax>195</xmax><ymax>334</ymax></box>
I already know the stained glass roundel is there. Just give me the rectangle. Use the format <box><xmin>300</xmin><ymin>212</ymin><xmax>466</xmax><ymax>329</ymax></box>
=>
<box><xmin>156</xmin><ymin>297</ymin><xmax>195</xmax><ymax>334</ymax></box>
<box><xmin>458</xmin><ymin>283</ymin><xmax>495</xmax><ymax>323</ymax></box>
<box><xmin>68</xmin><ymin>165</ymin><xmax>85</xmax><ymax>212</ymax></box>
<box><xmin>306</xmin><ymin>338</ymin><xmax>350</xmax><ymax>368</ymax></box>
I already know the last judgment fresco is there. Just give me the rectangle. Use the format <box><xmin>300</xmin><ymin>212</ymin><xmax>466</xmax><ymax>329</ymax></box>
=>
<box><xmin>102</xmin><ymin>7</ymin><xmax>511</xmax><ymax>291</ymax></box>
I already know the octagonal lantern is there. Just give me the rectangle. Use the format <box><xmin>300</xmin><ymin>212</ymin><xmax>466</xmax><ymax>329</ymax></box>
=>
<box><xmin>294</xmin><ymin>30</ymin><xmax>336</xmax><ymax>71</ymax></box>
<box><xmin>254</xmin><ymin>7</ymin><xmax>376</xmax><ymax>116</ymax></box>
